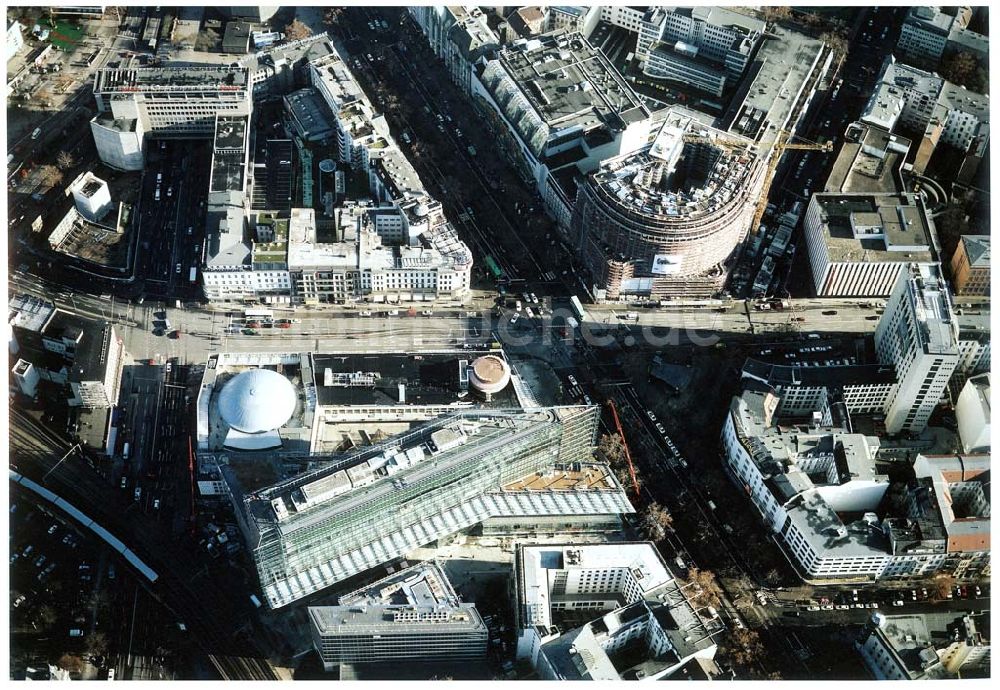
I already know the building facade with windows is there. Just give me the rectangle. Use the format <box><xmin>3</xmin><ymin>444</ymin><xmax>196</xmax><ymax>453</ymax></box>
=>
<box><xmin>856</xmin><ymin>612</ymin><xmax>990</xmax><ymax>680</ymax></box>
<box><xmin>874</xmin><ymin>263</ymin><xmax>959</xmax><ymax>435</ymax></box>
<box><xmin>515</xmin><ymin>542</ymin><xmax>722</xmax><ymax>680</ymax></box>
<box><xmin>236</xmin><ymin>406</ymin><xmax>633</xmax><ymax>608</ymax></box>
<box><xmin>802</xmin><ymin>193</ymin><xmax>939</xmax><ymax>298</ymax></box>
<box><xmin>635</xmin><ymin>7</ymin><xmax>764</xmax><ymax>95</ymax></box>
<box><xmin>470</xmin><ymin>32</ymin><xmax>651</xmax><ymax>231</ymax></box>
<box><xmin>862</xmin><ymin>56</ymin><xmax>989</xmax><ymax>182</ymax></box>
<box><xmin>949</xmin><ymin>235</ymin><xmax>990</xmax><ymax>297</ymax></box>
<box><xmin>721</xmin><ymin>384</ymin><xmax>989</xmax><ymax>584</ymax></box>
<box><xmin>309</xmin><ymin>561</ymin><xmax>487</xmax><ymax>671</ymax></box>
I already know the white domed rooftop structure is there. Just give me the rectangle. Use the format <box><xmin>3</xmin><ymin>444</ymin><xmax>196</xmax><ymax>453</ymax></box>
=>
<box><xmin>218</xmin><ymin>369</ymin><xmax>297</xmax><ymax>434</ymax></box>
<box><xmin>468</xmin><ymin>355</ymin><xmax>511</xmax><ymax>400</ymax></box>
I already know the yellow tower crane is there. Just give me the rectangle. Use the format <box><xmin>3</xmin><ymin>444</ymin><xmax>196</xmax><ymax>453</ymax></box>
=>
<box><xmin>750</xmin><ymin>130</ymin><xmax>833</xmax><ymax>234</ymax></box>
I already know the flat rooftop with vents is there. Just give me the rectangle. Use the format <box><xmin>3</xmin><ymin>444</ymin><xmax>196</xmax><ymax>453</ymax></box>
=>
<box><xmin>94</xmin><ymin>65</ymin><xmax>250</xmax><ymax>93</ymax></box>
<box><xmin>807</xmin><ymin>193</ymin><xmax>937</xmax><ymax>265</ymax></box>
<box><xmin>210</xmin><ymin>114</ymin><xmax>249</xmax><ymax>194</ymax></box>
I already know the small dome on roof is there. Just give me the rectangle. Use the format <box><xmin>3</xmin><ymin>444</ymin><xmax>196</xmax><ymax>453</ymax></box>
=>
<box><xmin>469</xmin><ymin>355</ymin><xmax>511</xmax><ymax>396</ymax></box>
<box><xmin>414</xmin><ymin>203</ymin><xmax>430</xmax><ymax>217</ymax></box>
<box><xmin>218</xmin><ymin>369</ymin><xmax>296</xmax><ymax>434</ymax></box>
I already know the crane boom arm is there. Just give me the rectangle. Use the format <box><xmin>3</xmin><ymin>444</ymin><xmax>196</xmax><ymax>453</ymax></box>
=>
<box><xmin>606</xmin><ymin>400</ymin><xmax>641</xmax><ymax>500</ymax></box>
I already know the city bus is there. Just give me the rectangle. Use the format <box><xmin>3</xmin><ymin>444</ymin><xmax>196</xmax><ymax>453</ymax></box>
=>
<box><xmin>188</xmin><ymin>267</ymin><xmax>197</xmax><ymax>284</ymax></box>
<box><xmin>569</xmin><ymin>295</ymin><xmax>588</xmax><ymax>322</ymax></box>
<box><xmin>243</xmin><ymin>308</ymin><xmax>274</xmax><ymax>321</ymax></box>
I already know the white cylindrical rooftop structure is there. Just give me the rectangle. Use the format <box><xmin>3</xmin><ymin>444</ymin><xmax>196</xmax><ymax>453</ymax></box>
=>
<box><xmin>218</xmin><ymin>368</ymin><xmax>297</xmax><ymax>434</ymax></box>
<box><xmin>468</xmin><ymin>355</ymin><xmax>511</xmax><ymax>397</ymax></box>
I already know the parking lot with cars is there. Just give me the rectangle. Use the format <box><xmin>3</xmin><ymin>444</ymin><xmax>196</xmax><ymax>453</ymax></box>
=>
<box><xmin>9</xmin><ymin>493</ymin><xmax>113</xmax><ymax>678</ymax></box>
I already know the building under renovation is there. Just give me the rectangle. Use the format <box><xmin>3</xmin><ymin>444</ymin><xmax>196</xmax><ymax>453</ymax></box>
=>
<box><xmin>573</xmin><ymin>112</ymin><xmax>761</xmax><ymax>301</ymax></box>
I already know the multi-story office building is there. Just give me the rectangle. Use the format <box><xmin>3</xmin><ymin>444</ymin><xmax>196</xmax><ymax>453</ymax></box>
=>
<box><xmin>514</xmin><ymin>542</ymin><xmax>722</xmax><ymax>680</ymax></box>
<box><xmin>741</xmin><ymin>359</ymin><xmax>898</xmax><ymax>419</ymax></box>
<box><xmin>949</xmin><ymin>235</ymin><xmax>990</xmax><ymax>297</ymax></box>
<box><xmin>874</xmin><ymin>264</ymin><xmax>959</xmax><ymax>435</ymax></box>
<box><xmin>8</xmin><ymin>293</ymin><xmax>124</xmax><ymax>410</ymax></box>
<box><xmin>471</xmin><ymin>32</ymin><xmax>651</xmax><ymax>230</ymax></box>
<box><xmin>573</xmin><ymin>113</ymin><xmax>762</xmax><ymax>301</ymax></box>
<box><xmin>635</xmin><ymin>7</ymin><xmax>764</xmax><ymax>96</ymax></box>
<box><xmin>91</xmin><ymin>65</ymin><xmax>251</xmax><ymax>168</ymax></box>
<box><xmin>596</xmin><ymin>6</ymin><xmax>645</xmax><ymax>34</ymax></box>
<box><xmin>235</xmin><ymin>406</ymin><xmax>633</xmax><ymax>608</ymax></box>
<box><xmin>856</xmin><ymin>612</ymin><xmax>990</xmax><ymax>680</ymax></box>
<box><xmin>802</xmin><ymin>192</ymin><xmax>939</xmax><ymax>297</ymax></box>
<box><xmin>895</xmin><ymin>6</ymin><xmax>958</xmax><ymax>66</ymax></box>
<box><xmin>204</xmin><ymin>202</ymin><xmax>471</xmax><ymax>304</ymax></box>
<box><xmin>547</xmin><ymin>6</ymin><xmax>602</xmax><ymax>35</ymax></box>
<box><xmin>200</xmin><ymin>38</ymin><xmax>472</xmax><ymax>305</ymax></box>
<box><xmin>895</xmin><ymin>6</ymin><xmax>986</xmax><ymax>70</ymax></box>
<box><xmin>309</xmin><ymin>561</ymin><xmax>487</xmax><ymax>671</ymax></box>
<box><xmin>67</xmin><ymin>323</ymin><xmax>124</xmax><ymax>409</ymax></box>
<box><xmin>952</xmin><ymin>311</ymin><xmax>990</xmax><ymax>394</ymax></box>
<box><xmin>862</xmin><ymin>56</ymin><xmax>989</xmax><ymax>182</ymax></box>
<box><xmin>721</xmin><ymin>385</ymin><xmax>895</xmax><ymax>583</ymax></box>
<box><xmin>955</xmin><ymin>373</ymin><xmax>990</xmax><ymax>453</ymax></box>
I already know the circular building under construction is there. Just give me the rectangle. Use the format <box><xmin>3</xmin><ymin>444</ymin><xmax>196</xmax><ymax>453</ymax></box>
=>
<box><xmin>573</xmin><ymin>113</ymin><xmax>764</xmax><ymax>301</ymax></box>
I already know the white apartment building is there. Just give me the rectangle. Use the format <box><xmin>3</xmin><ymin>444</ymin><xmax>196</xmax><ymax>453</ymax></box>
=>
<box><xmin>802</xmin><ymin>192</ymin><xmax>939</xmax><ymax>297</ymax></box>
<box><xmin>721</xmin><ymin>387</ymin><xmax>898</xmax><ymax>583</ymax></box>
<box><xmin>955</xmin><ymin>373</ymin><xmax>990</xmax><ymax>453</ymax></box>
<box><xmin>203</xmin><ymin>40</ymin><xmax>472</xmax><ymax>305</ymax></box>
<box><xmin>597</xmin><ymin>6</ymin><xmax>644</xmax><ymax>34</ymax></box>
<box><xmin>856</xmin><ymin>612</ymin><xmax>990</xmax><ymax>680</ymax></box>
<box><xmin>874</xmin><ymin>264</ymin><xmax>959</xmax><ymax>435</ymax></box>
<box><xmin>895</xmin><ymin>6</ymin><xmax>956</xmax><ymax>65</ymax></box>
<box><xmin>545</xmin><ymin>6</ymin><xmax>601</xmax><ymax>35</ymax></box>
<box><xmin>721</xmin><ymin>386</ymin><xmax>991</xmax><ymax>584</ymax></box>
<box><xmin>7</xmin><ymin>21</ymin><xmax>24</xmax><ymax>62</ymax></box>
<box><xmin>515</xmin><ymin>543</ymin><xmax>721</xmax><ymax>680</ymax></box>
<box><xmin>69</xmin><ymin>323</ymin><xmax>125</xmax><ymax>409</ymax></box>
<box><xmin>895</xmin><ymin>6</ymin><xmax>986</xmax><ymax>69</ymax></box>
<box><xmin>92</xmin><ymin>65</ymin><xmax>252</xmax><ymax>135</ymax></box>
<box><xmin>952</xmin><ymin>312</ymin><xmax>990</xmax><ymax>394</ymax></box>
<box><xmin>862</xmin><ymin>56</ymin><xmax>989</xmax><ymax>180</ymax></box>
<box><xmin>740</xmin><ymin>359</ymin><xmax>898</xmax><ymax>419</ymax></box>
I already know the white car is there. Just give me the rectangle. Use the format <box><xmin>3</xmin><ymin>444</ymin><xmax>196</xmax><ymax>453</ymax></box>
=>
<box><xmin>386</xmin><ymin>309</ymin><xmax>399</xmax><ymax>316</ymax></box>
<box><xmin>510</xmin><ymin>313</ymin><xmax>519</xmax><ymax>324</ymax></box>
<box><xmin>421</xmin><ymin>310</ymin><xmax>433</xmax><ymax>316</ymax></box>
<box><xmin>647</xmin><ymin>411</ymin><xmax>657</xmax><ymax>422</ymax></box>
<box><xmin>655</xmin><ymin>423</ymin><xmax>666</xmax><ymax>434</ymax></box>
<box><xmin>359</xmin><ymin>310</ymin><xmax>373</xmax><ymax>317</ymax></box>
<box><xmin>567</xmin><ymin>375</ymin><xmax>578</xmax><ymax>386</ymax></box>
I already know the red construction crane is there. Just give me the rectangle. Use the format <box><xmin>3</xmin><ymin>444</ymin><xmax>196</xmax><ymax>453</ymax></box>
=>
<box><xmin>606</xmin><ymin>399</ymin><xmax>641</xmax><ymax>500</ymax></box>
<box><xmin>188</xmin><ymin>435</ymin><xmax>197</xmax><ymax>536</ymax></box>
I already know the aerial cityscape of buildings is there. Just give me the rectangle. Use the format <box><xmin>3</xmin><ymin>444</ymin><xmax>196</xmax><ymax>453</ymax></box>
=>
<box><xmin>6</xmin><ymin>3</ymin><xmax>992</xmax><ymax>683</ymax></box>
